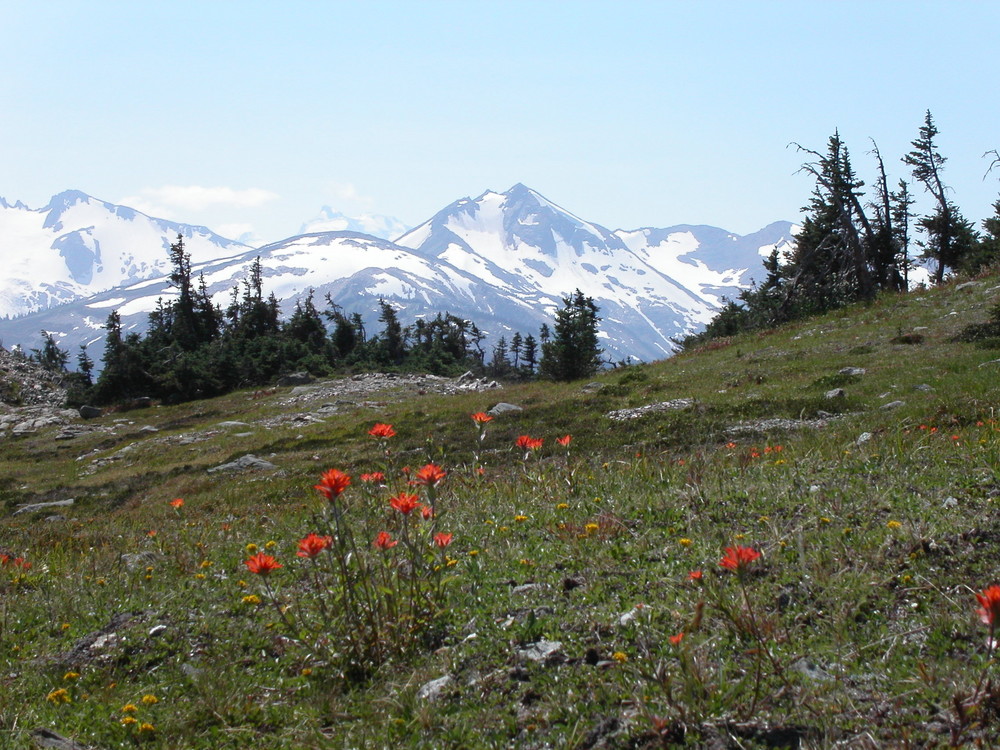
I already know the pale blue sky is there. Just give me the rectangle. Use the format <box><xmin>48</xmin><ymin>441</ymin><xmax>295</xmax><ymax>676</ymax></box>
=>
<box><xmin>1</xmin><ymin>1</ymin><xmax>997</xmax><ymax>245</ymax></box>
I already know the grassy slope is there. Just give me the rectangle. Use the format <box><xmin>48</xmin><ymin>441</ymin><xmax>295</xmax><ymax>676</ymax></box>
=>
<box><xmin>2</xmin><ymin>275</ymin><xmax>1000</xmax><ymax>748</ymax></box>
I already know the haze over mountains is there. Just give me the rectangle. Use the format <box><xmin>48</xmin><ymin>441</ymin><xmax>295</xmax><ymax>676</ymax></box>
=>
<box><xmin>0</xmin><ymin>185</ymin><xmax>795</xmax><ymax>365</ymax></box>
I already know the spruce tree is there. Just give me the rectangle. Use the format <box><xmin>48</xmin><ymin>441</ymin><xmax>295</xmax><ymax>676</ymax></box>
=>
<box><xmin>539</xmin><ymin>290</ymin><xmax>602</xmax><ymax>381</ymax></box>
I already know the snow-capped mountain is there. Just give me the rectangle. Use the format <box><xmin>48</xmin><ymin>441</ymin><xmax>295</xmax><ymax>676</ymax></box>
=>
<box><xmin>299</xmin><ymin>206</ymin><xmax>409</xmax><ymax>240</ymax></box>
<box><xmin>0</xmin><ymin>190</ymin><xmax>251</xmax><ymax>319</ymax></box>
<box><xmin>0</xmin><ymin>184</ymin><xmax>795</xmax><ymax>368</ymax></box>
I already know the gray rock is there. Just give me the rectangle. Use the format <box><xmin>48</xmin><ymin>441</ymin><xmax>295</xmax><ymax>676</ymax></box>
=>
<box><xmin>856</xmin><ymin>432</ymin><xmax>873</xmax><ymax>446</ymax></box>
<box><xmin>511</xmin><ymin>583</ymin><xmax>547</xmax><ymax>595</ymax></box>
<box><xmin>13</xmin><ymin>498</ymin><xmax>75</xmax><ymax>516</ymax></box>
<box><xmin>839</xmin><ymin>367</ymin><xmax>866</xmax><ymax>377</ymax></box>
<box><xmin>207</xmin><ymin>454</ymin><xmax>278</xmax><ymax>473</ymax></box>
<box><xmin>881</xmin><ymin>400</ymin><xmax>905</xmax><ymax>410</ymax></box>
<box><xmin>488</xmin><ymin>402</ymin><xmax>523</xmax><ymax>415</ymax></box>
<box><xmin>825</xmin><ymin>388</ymin><xmax>846</xmax><ymax>400</ymax></box>
<box><xmin>277</xmin><ymin>372</ymin><xmax>314</xmax><ymax>387</ymax></box>
<box><xmin>416</xmin><ymin>675</ymin><xmax>453</xmax><ymax>701</ymax></box>
<box><xmin>516</xmin><ymin>640</ymin><xmax>564</xmax><ymax>665</ymax></box>
<box><xmin>78</xmin><ymin>405</ymin><xmax>103</xmax><ymax>419</ymax></box>
<box><xmin>913</xmin><ymin>384</ymin><xmax>934</xmax><ymax>392</ymax></box>
<box><xmin>606</xmin><ymin>399</ymin><xmax>694</xmax><ymax>421</ymax></box>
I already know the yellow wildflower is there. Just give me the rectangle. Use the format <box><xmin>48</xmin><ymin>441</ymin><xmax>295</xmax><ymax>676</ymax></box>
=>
<box><xmin>63</xmin><ymin>671</ymin><xmax>79</xmax><ymax>681</ymax></box>
<box><xmin>46</xmin><ymin>688</ymin><xmax>71</xmax><ymax>704</ymax></box>
<box><xmin>141</xmin><ymin>694</ymin><xmax>158</xmax><ymax>705</ymax></box>
<box><xmin>585</xmin><ymin>523</ymin><xmax>599</xmax><ymax>534</ymax></box>
<box><xmin>199</xmin><ymin>560</ymin><xmax>212</xmax><ymax>569</ymax></box>
<box><xmin>245</xmin><ymin>543</ymin><xmax>259</xmax><ymax>554</ymax></box>
<box><xmin>612</xmin><ymin>652</ymin><xmax>628</xmax><ymax>663</ymax></box>
<box><xmin>121</xmin><ymin>716</ymin><xmax>138</xmax><ymax>726</ymax></box>
<box><xmin>679</xmin><ymin>538</ymin><xmax>692</xmax><ymax>547</ymax></box>
<box><xmin>265</xmin><ymin>540</ymin><xmax>277</xmax><ymax>550</ymax></box>
<box><xmin>242</xmin><ymin>594</ymin><xmax>262</xmax><ymax>605</ymax></box>
<box><xmin>122</xmin><ymin>704</ymin><xmax>138</xmax><ymax>713</ymax></box>
<box><xmin>887</xmin><ymin>520</ymin><xmax>902</xmax><ymax>530</ymax></box>
<box><xmin>556</xmin><ymin>503</ymin><xmax>569</xmax><ymax>510</ymax></box>
<box><xmin>514</xmin><ymin>515</ymin><xmax>528</xmax><ymax>522</ymax></box>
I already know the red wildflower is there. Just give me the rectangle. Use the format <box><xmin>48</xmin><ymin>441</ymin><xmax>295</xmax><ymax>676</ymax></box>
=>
<box><xmin>719</xmin><ymin>545</ymin><xmax>761</xmax><ymax>573</ymax></box>
<box><xmin>412</xmin><ymin>463</ymin><xmax>447</xmax><ymax>487</ymax></box>
<box><xmin>368</xmin><ymin>423</ymin><xmax>396</xmax><ymax>439</ymax></box>
<box><xmin>976</xmin><ymin>585</ymin><xmax>1000</xmax><ymax>627</ymax></box>
<box><xmin>515</xmin><ymin>435</ymin><xmax>543</xmax><ymax>451</ymax></box>
<box><xmin>296</xmin><ymin>533</ymin><xmax>332</xmax><ymax>558</ymax></box>
<box><xmin>245</xmin><ymin>553</ymin><xmax>282</xmax><ymax>576</ymax></box>
<box><xmin>434</xmin><ymin>532</ymin><xmax>453</xmax><ymax>548</ymax></box>
<box><xmin>688</xmin><ymin>570</ymin><xmax>703</xmax><ymax>582</ymax></box>
<box><xmin>471</xmin><ymin>412</ymin><xmax>493</xmax><ymax>425</ymax></box>
<box><xmin>169</xmin><ymin>498</ymin><xmax>184</xmax><ymax>508</ymax></box>
<box><xmin>389</xmin><ymin>492</ymin><xmax>421</xmax><ymax>515</ymax></box>
<box><xmin>556</xmin><ymin>434</ymin><xmax>572</xmax><ymax>447</ymax></box>
<box><xmin>12</xmin><ymin>557</ymin><xmax>31</xmax><ymax>570</ymax></box>
<box><xmin>668</xmin><ymin>632</ymin><xmax>685</xmax><ymax>646</ymax></box>
<box><xmin>360</xmin><ymin>472</ymin><xmax>386</xmax><ymax>483</ymax></box>
<box><xmin>315</xmin><ymin>469</ymin><xmax>351</xmax><ymax>500</ymax></box>
<box><xmin>0</xmin><ymin>554</ymin><xmax>8</xmax><ymax>566</ymax></box>
<box><xmin>421</xmin><ymin>505</ymin><xmax>434</xmax><ymax>520</ymax></box>
<box><xmin>373</xmin><ymin>531</ymin><xmax>398</xmax><ymax>550</ymax></box>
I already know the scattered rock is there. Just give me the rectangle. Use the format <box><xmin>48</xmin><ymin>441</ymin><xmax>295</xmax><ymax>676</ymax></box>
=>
<box><xmin>617</xmin><ymin>604</ymin><xmax>649</xmax><ymax>627</ymax></box>
<box><xmin>913</xmin><ymin>384</ymin><xmax>934</xmax><ymax>392</ymax></box>
<box><xmin>880</xmin><ymin>400</ymin><xmax>905</xmax><ymax>410</ymax></box>
<box><xmin>839</xmin><ymin>367</ymin><xmax>866</xmax><ymax>377</ymax></box>
<box><xmin>78</xmin><ymin>405</ymin><xmax>103</xmax><ymax>419</ymax></box>
<box><xmin>582</xmin><ymin>381</ymin><xmax>605</xmax><ymax>392</ymax></box>
<box><xmin>416</xmin><ymin>675</ymin><xmax>453</xmax><ymax>701</ymax></box>
<box><xmin>207</xmin><ymin>454</ymin><xmax>278</xmax><ymax>473</ymax></box>
<box><xmin>825</xmin><ymin>388</ymin><xmax>846</xmax><ymax>400</ymax></box>
<box><xmin>13</xmin><ymin>498</ymin><xmax>75</xmax><ymax>516</ymax></box>
<box><xmin>856</xmin><ymin>432</ymin><xmax>874</xmax><ymax>446</ymax></box>
<box><xmin>955</xmin><ymin>281</ymin><xmax>980</xmax><ymax>291</ymax></box>
<box><xmin>148</xmin><ymin>624</ymin><xmax>168</xmax><ymax>638</ymax></box>
<box><xmin>790</xmin><ymin>657</ymin><xmax>833</xmax><ymax>683</ymax></box>
<box><xmin>516</xmin><ymin>640</ymin><xmax>564</xmax><ymax>665</ymax></box>
<box><xmin>606</xmin><ymin>399</ymin><xmax>694</xmax><ymax>421</ymax></box>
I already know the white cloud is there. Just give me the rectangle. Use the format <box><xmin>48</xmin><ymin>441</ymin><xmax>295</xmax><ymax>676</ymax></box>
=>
<box><xmin>120</xmin><ymin>185</ymin><xmax>279</xmax><ymax>214</ymax></box>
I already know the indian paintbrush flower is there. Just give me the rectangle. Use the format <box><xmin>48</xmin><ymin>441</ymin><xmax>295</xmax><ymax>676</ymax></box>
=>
<box><xmin>245</xmin><ymin>553</ymin><xmax>282</xmax><ymax>576</ymax></box>
<box><xmin>315</xmin><ymin>469</ymin><xmax>351</xmax><ymax>501</ymax></box>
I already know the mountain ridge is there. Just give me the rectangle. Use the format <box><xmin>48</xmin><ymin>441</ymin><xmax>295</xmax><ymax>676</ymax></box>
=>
<box><xmin>0</xmin><ymin>184</ymin><xmax>795</xmax><ymax>367</ymax></box>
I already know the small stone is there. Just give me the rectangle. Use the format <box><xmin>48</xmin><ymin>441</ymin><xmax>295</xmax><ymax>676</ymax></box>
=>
<box><xmin>943</xmin><ymin>497</ymin><xmax>959</xmax><ymax>509</ymax></box>
<box><xmin>516</xmin><ymin>640</ymin><xmax>564</xmax><ymax>665</ymax></box>
<box><xmin>416</xmin><ymin>675</ymin><xmax>453</xmax><ymax>701</ymax></box>
<box><xmin>880</xmin><ymin>400</ymin><xmax>905</xmax><ymax>410</ymax></box>
<box><xmin>511</xmin><ymin>583</ymin><xmax>546</xmax><ymax>595</ymax></box>
<box><xmin>825</xmin><ymin>388</ymin><xmax>846</xmax><ymax>400</ymax></box>
<box><xmin>913</xmin><ymin>384</ymin><xmax>934</xmax><ymax>392</ymax></box>
<box><xmin>488</xmin><ymin>402</ymin><xmax>523</xmax><ymax>415</ymax></box>
<box><xmin>839</xmin><ymin>367</ymin><xmax>866</xmax><ymax>377</ymax></box>
<box><xmin>856</xmin><ymin>432</ymin><xmax>873</xmax><ymax>446</ymax></box>
<box><xmin>148</xmin><ymin>624</ymin><xmax>168</xmax><ymax>638</ymax></box>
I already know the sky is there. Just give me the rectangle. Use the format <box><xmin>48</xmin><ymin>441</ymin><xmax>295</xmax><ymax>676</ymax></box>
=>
<box><xmin>1</xmin><ymin>1</ymin><xmax>998</xmax><ymax>247</ymax></box>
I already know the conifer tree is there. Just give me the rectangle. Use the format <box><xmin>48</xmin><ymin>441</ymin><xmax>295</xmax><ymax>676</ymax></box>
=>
<box><xmin>539</xmin><ymin>289</ymin><xmax>602</xmax><ymax>381</ymax></box>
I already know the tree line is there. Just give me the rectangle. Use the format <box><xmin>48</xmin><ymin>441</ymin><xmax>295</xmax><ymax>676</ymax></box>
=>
<box><xmin>682</xmin><ymin>111</ymin><xmax>1000</xmax><ymax>348</ymax></box>
<box><xmin>23</xmin><ymin>239</ymin><xmax>605</xmax><ymax>406</ymax></box>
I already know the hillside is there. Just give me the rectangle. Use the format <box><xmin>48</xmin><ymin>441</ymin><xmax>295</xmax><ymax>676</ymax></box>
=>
<box><xmin>2</xmin><ymin>273</ymin><xmax>1000</xmax><ymax>748</ymax></box>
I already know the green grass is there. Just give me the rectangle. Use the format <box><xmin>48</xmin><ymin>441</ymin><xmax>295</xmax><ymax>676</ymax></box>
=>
<box><xmin>3</xmin><ymin>275</ymin><xmax>1000</xmax><ymax>748</ymax></box>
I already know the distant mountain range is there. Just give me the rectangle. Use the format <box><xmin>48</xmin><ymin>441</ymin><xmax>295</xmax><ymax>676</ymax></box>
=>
<box><xmin>0</xmin><ymin>185</ymin><xmax>795</xmax><ymax>366</ymax></box>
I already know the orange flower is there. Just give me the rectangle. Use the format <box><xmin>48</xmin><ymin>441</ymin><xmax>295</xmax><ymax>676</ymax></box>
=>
<box><xmin>360</xmin><ymin>472</ymin><xmax>385</xmax><ymax>483</ymax></box>
<box><xmin>412</xmin><ymin>463</ymin><xmax>447</xmax><ymax>487</ymax></box>
<box><xmin>421</xmin><ymin>505</ymin><xmax>434</xmax><ymax>520</ymax></box>
<box><xmin>688</xmin><ymin>570</ymin><xmax>703</xmax><ymax>582</ymax></box>
<box><xmin>296</xmin><ymin>533</ymin><xmax>332</xmax><ymax>558</ymax></box>
<box><xmin>169</xmin><ymin>498</ymin><xmax>184</xmax><ymax>508</ymax></box>
<box><xmin>719</xmin><ymin>545</ymin><xmax>761</xmax><ymax>573</ymax></box>
<box><xmin>373</xmin><ymin>531</ymin><xmax>398</xmax><ymax>550</ymax></box>
<box><xmin>556</xmin><ymin>434</ymin><xmax>572</xmax><ymax>447</ymax></box>
<box><xmin>245</xmin><ymin>553</ymin><xmax>282</xmax><ymax>576</ymax></box>
<box><xmin>315</xmin><ymin>469</ymin><xmax>351</xmax><ymax>500</ymax></box>
<box><xmin>976</xmin><ymin>585</ymin><xmax>1000</xmax><ymax>627</ymax></box>
<box><xmin>434</xmin><ymin>532</ymin><xmax>453</xmax><ymax>548</ymax></box>
<box><xmin>389</xmin><ymin>492</ymin><xmax>421</xmax><ymax>515</ymax></box>
<box><xmin>368</xmin><ymin>423</ymin><xmax>396</xmax><ymax>439</ymax></box>
<box><xmin>515</xmin><ymin>435</ymin><xmax>543</xmax><ymax>451</ymax></box>
<box><xmin>471</xmin><ymin>412</ymin><xmax>493</xmax><ymax>425</ymax></box>
<box><xmin>668</xmin><ymin>632</ymin><xmax>685</xmax><ymax>646</ymax></box>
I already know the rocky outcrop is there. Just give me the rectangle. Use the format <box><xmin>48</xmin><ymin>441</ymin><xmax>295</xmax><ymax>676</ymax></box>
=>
<box><xmin>0</xmin><ymin>346</ymin><xmax>67</xmax><ymax>407</ymax></box>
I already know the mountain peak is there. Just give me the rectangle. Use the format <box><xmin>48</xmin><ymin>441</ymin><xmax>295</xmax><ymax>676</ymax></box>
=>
<box><xmin>45</xmin><ymin>189</ymin><xmax>92</xmax><ymax>212</ymax></box>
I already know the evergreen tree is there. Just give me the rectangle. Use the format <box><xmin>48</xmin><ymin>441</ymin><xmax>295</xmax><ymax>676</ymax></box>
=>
<box><xmin>510</xmin><ymin>332</ymin><xmax>523</xmax><ymax>370</ymax></box>
<box><xmin>539</xmin><ymin>290</ymin><xmax>602</xmax><ymax>381</ymax></box>
<box><xmin>521</xmin><ymin>333</ymin><xmax>538</xmax><ymax>375</ymax></box>
<box><xmin>375</xmin><ymin>299</ymin><xmax>405</xmax><ymax>366</ymax></box>
<box><xmin>31</xmin><ymin>331</ymin><xmax>69</xmax><ymax>372</ymax></box>
<box><xmin>904</xmin><ymin>111</ymin><xmax>976</xmax><ymax>282</ymax></box>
